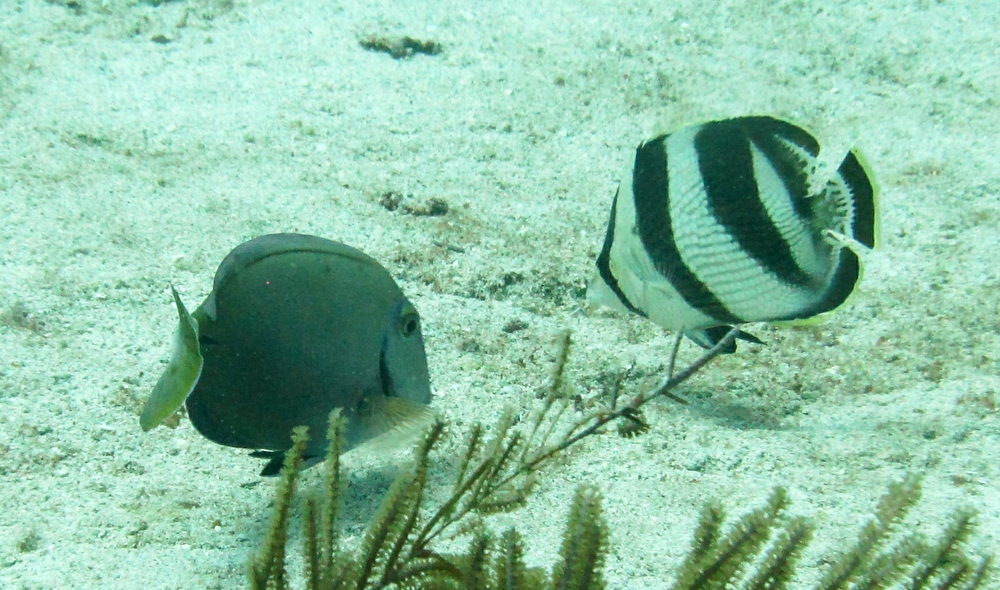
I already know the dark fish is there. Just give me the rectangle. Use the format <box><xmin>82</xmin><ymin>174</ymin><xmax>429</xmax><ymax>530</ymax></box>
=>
<box><xmin>589</xmin><ymin>115</ymin><xmax>879</xmax><ymax>352</ymax></box>
<box><xmin>141</xmin><ymin>234</ymin><xmax>433</xmax><ymax>475</ymax></box>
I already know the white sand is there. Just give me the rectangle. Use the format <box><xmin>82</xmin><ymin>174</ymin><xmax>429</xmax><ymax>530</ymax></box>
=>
<box><xmin>1</xmin><ymin>0</ymin><xmax>998</xmax><ymax>588</ymax></box>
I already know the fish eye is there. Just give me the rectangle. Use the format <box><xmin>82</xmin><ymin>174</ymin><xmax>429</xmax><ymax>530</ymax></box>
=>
<box><xmin>400</xmin><ymin>312</ymin><xmax>420</xmax><ymax>338</ymax></box>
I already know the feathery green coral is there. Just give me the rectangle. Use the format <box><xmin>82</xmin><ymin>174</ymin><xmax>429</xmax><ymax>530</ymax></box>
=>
<box><xmin>671</xmin><ymin>488</ymin><xmax>793</xmax><ymax>590</ymax></box>
<box><xmin>247</xmin><ymin>328</ymin><xmax>993</xmax><ymax>590</ymax></box>
<box><xmin>816</xmin><ymin>473</ymin><xmax>992</xmax><ymax>590</ymax></box>
<box><xmin>552</xmin><ymin>486</ymin><xmax>607</xmax><ymax>590</ymax></box>
<box><xmin>249</xmin><ymin>424</ymin><xmax>309</xmax><ymax>590</ymax></box>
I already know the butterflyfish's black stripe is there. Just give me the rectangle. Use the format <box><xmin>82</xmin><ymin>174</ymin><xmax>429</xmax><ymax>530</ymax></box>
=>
<box><xmin>838</xmin><ymin>150</ymin><xmax>877</xmax><ymax>248</ymax></box>
<box><xmin>694</xmin><ymin>118</ymin><xmax>816</xmax><ymax>289</ymax></box>
<box><xmin>632</xmin><ymin>136</ymin><xmax>742</xmax><ymax>324</ymax></box>
<box><xmin>596</xmin><ymin>189</ymin><xmax>647</xmax><ymax>317</ymax></box>
<box><xmin>741</xmin><ymin>116</ymin><xmax>818</xmax><ymax>226</ymax></box>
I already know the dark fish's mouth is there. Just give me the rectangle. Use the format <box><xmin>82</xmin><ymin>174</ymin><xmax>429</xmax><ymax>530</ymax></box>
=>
<box><xmin>378</xmin><ymin>347</ymin><xmax>394</xmax><ymax>397</ymax></box>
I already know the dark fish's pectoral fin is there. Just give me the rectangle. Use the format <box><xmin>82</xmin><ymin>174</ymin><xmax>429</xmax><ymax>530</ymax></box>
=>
<box><xmin>684</xmin><ymin>326</ymin><xmax>765</xmax><ymax>353</ymax></box>
<box><xmin>356</xmin><ymin>395</ymin><xmax>438</xmax><ymax>451</ymax></box>
<box><xmin>251</xmin><ymin>450</ymin><xmax>325</xmax><ymax>477</ymax></box>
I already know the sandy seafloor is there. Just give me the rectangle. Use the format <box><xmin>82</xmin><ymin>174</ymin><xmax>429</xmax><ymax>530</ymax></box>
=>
<box><xmin>1</xmin><ymin>0</ymin><xmax>999</xmax><ymax>588</ymax></box>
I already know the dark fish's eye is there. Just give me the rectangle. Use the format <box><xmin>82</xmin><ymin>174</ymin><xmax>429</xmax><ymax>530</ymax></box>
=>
<box><xmin>400</xmin><ymin>312</ymin><xmax>419</xmax><ymax>337</ymax></box>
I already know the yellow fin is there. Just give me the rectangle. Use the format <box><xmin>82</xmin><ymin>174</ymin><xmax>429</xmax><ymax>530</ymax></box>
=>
<box><xmin>140</xmin><ymin>286</ymin><xmax>203</xmax><ymax>431</ymax></box>
<box><xmin>356</xmin><ymin>395</ymin><xmax>437</xmax><ymax>452</ymax></box>
<box><xmin>770</xmin><ymin>315</ymin><xmax>828</xmax><ymax>328</ymax></box>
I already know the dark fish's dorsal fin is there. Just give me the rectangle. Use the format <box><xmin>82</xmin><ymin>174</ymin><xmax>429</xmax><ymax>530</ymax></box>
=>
<box><xmin>213</xmin><ymin>234</ymin><xmax>380</xmax><ymax>292</ymax></box>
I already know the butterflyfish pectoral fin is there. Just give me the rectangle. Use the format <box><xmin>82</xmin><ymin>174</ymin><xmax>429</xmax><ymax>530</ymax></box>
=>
<box><xmin>140</xmin><ymin>286</ymin><xmax>204</xmax><ymax>431</ymax></box>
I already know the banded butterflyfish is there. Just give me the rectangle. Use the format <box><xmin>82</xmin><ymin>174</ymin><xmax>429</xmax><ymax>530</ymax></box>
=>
<box><xmin>588</xmin><ymin>115</ymin><xmax>879</xmax><ymax>352</ymax></box>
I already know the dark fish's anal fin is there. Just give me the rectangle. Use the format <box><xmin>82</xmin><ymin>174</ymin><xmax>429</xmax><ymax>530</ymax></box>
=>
<box><xmin>685</xmin><ymin>326</ymin><xmax>765</xmax><ymax>353</ymax></box>
<box><xmin>250</xmin><ymin>450</ymin><xmax>324</xmax><ymax>477</ymax></box>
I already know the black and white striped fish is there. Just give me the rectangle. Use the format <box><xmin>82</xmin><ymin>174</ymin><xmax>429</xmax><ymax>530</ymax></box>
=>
<box><xmin>589</xmin><ymin>115</ymin><xmax>879</xmax><ymax>352</ymax></box>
